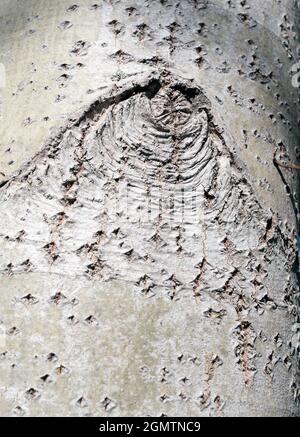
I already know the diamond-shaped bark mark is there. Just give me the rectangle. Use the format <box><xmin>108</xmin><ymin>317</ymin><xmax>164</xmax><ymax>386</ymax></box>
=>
<box><xmin>43</xmin><ymin>241</ymin><xmax>59</xmax><ymax>262</ymax></box>
<box><xmin>136</xmin><ymin>275</ymin><xmax>156</xmax><ymax>297</ymax></box>
<box><xmin>20</xmin><ymin>258</ymin><xmax>33</xmax><ymax>272</ymax></box>
<box><xmin>93</xmin><ymin>229</ymin><xmax>107</xmax><ymax>242</ymax></box>
<box><xmin>196</xmin><ymin>388</ymin><xmax>211</xmax><ymax>411</ymax></box>
<box><xmin>50</xmin><ymin>211</ymin><xmax>67</xmax><ymax>230</ymax></box>
<box><xmin>159</xmin><ymin>394</ymin><xmax>170</xmax><ymax>403</ymax></box>
<box><xmin>85</xmin><ymin>258</ymin><xmax>107</xmax><ymax>278</ymax></box>
<box><xmin>274</xmin><ymin>333</ymin><xmax>283</xmax><ymax>348</ymax></box>
<box><xmin>133</xmin><ymin>23</ymin><xmax>153</xmax><ymax>41</ymax></box>
<box><xmin>159</xmin><ymin>366</ymin><xmax>172</xmax><ymax>384</ymax></box>
<box><xmin>46</xmin><ymin>352</ymin><xmax>58</xmax><ymax>362</ymax></box>
<box><xmin>6</xmin><ymin>326</ymin><xmax>20</xmax><ymax>336</ymax></box>
<box><xmin>13</xmin><ymin>406</ymin><xmax>26</xmax><ymax>416</ymax></box>
<box><xmin>283</xmin><ymin>355</ymin><xmax>292</xmax><ymax>371</ymax></box>
<box><xmin>55</xmin><ymin>364</ymin><xmax>70</xmax><ymax>375</ymax></box>
<box><xmin>123</xmin><ymin>248</ymin><xmax>143</xmax><ymax>262</ymax></box>
<box><xmin>76</xmin><ymin>241</ymin><xmax>98</xmax><ymax>256</ymax></box>
<box><xmin>203</xmin><ymin>308</ymin><xmax>227</xmax><ymax>324</ymax></box>
<box><xmin>58</xmin><ymin>20</ymin><xmax>73</xmax><ymax>30</ymax></box>
<box><xmin>62</xmin><ymin>178</ymin><xmax>77</xmax><ymax>192</ymax></box>
<box><xmin>125</xmin><ymin>6</ymin><xmax>136</xmax><ymax>16</ymax></box>
<box><xmin>40</xmin><ymin>374</ymin><xmax>51</xmax><ymax>383</ymax></box>
<box><xmin>4</xmin><ymin>262</ymin><xmax>13</xmax><ymax>275</ymax></box>
<box><xmin>49</xmin><ymin>291</ymin><xmax>68</xmax><ymax>306</ymax></box>
<box><xmin>221</xmin><ymin>236</ymin><xmax>236</xmax><ymax>254</ymax></box>
<box><xmin>67</xmin><ymin>315</ymin><xmax>79</xmax><ymax>325</ymax></box>
<box><xmin>20</xmin><ymin>293</ymin><xmax>39</xmax><ymax>305</ymax></box>
<box><xmin>101</xmin><ymin>396</ymin><xmax>116</xmax><ymax>412</ymax></box>
<box><xmin>164</xmin><ymin>274</ymin><xmax>183</xmax><ymax>300</ymax></box>
<box><xmin>25</xmin><ymin>388</ymin><xmax>40</xmax><ymax>401</ymax></box>
<box><xmin>61</xmin><ymin>195</ymin><xmax>77</xmax><ymax>206</ymax></box>
<box><xmin>149</xmin><ymin>231</ymin><xmax>167</xmax><ymax>248</ymax></box>
<box><xmin>110</xmin><ymin>227</ymin><xmax>127</xmax><ymax>242</ymax></box>
<box><xmin>178</xmin><ymin>392</ymin><xmax>189</xmax><ymax>402</ymax></box>
<box><xmin>76</xmin><ymin>396</ymin><xmax>88</xmax><ymax>407</ymax></box>
<box><xmin>70</xmin><ymin>40</ymin><xmax>91</xmax><ymax>57</ymax></box>
<box><xmin>76</xmin><ymin>232</ymin><xmax>108</xmax><ymax>258</ymax></box>
<box><xmin>15</xmin><ymin>229</ymin><xmax>26</xmax><ymax>241</ymax></box>
<box><xmin>84</xmin><ymin>315</ymin><xmax>98</xmax><ymax>326</ymax></box>
<box><xmin>214</xmin><ymin>395</ymin><xmax>225</xmax><ymax>415</ymax></box>
<box><xmin>109</xmin><ymin>50</ymin><xmax>135</xmax><ymax>63</ymax></box>
<box><xmin>107</xmin><ymin>19</ymin><xmax>124</xmax><ymax>36</ymax></box>
<box><xmin>179</xmin><ymin>376</ymin><xmax>190</xmax><ymax>386</ymax></box>
<box><xmin>67</xmin><ymin>4</ymin><xmax>79</xmax><ymax>12</ymax></box>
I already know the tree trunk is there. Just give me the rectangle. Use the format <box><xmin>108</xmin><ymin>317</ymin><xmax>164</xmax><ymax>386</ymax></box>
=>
<box><xmin>0</xmin><ymin>0</ymin><xmax>299</xmax><ymax>417</ymax></box>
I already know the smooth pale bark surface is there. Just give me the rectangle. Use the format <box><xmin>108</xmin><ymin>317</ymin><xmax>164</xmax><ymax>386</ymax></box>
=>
<box><xmin>0</xmin><ymin>0</ymin><xmax>299</xmax><ymax>417</ymax></box>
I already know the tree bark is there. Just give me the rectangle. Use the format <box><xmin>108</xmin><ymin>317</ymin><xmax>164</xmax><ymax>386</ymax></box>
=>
<box><xmin>0</xmin><ymin>0</ymin><xmax>299</xmax><ymax>417</ymax></box>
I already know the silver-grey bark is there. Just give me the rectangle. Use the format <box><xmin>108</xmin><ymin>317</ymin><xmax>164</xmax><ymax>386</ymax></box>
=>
<box><xmin>0</xmin><ymin>0</ymin><xmax>299</xmax><ymax>417</ymax></box>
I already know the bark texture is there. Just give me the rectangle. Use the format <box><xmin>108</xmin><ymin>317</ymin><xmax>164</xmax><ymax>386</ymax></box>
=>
<box><xmin>0</xmin><ymin>0</ymin><xmax>299</xmax><ymax>417</ymax></box>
